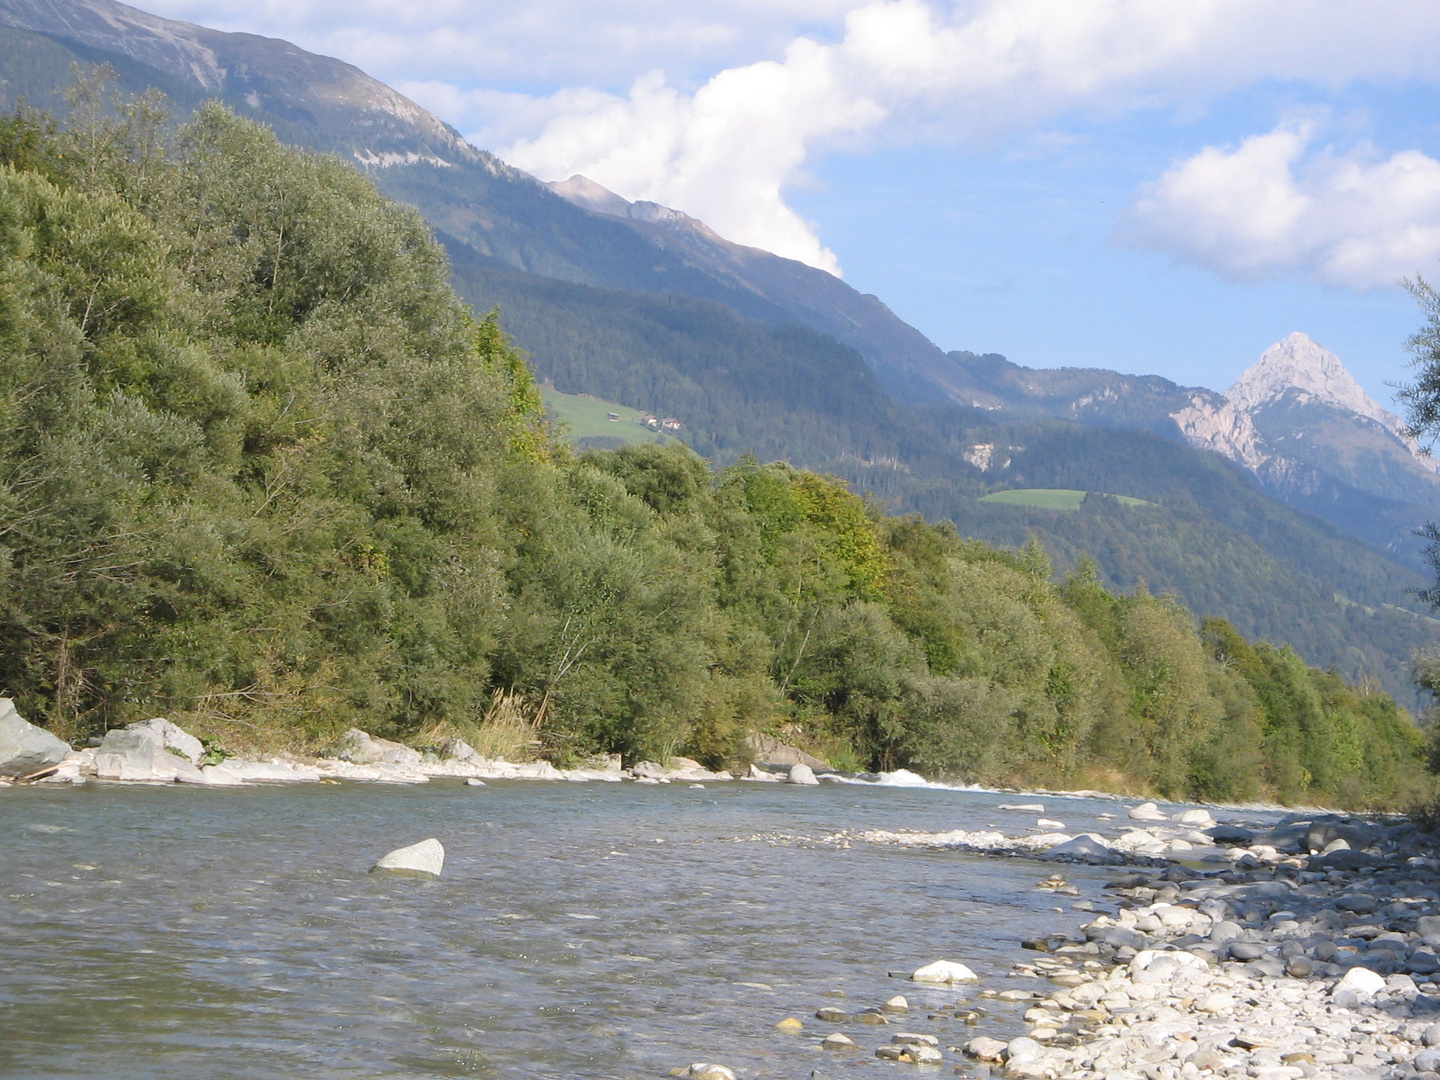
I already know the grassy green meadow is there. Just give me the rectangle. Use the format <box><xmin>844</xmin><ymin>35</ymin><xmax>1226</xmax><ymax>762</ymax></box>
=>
<box><xmin>980</xmin><ymin>488</ymin><xmax>1151</xmax><ymax>510</ymax></box>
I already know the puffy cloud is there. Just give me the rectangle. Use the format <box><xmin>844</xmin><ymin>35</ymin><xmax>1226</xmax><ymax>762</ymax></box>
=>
<box><xmin>138</xmin><ymin>0</ymin><xmax>853</xmax><ymax>87</ymax></box>
<box><xmin>136</xmin><ymin>0</ymin><xmax>1440</xmax><ymax>278</ymax></box>
<box><xmin>492</xmin><ymin>0</ymin><xmax>1440</xmax><ymax>272</ymax></box>
<box><xmin>1122</xmin><ymin>121</ymin><xmax>1440</xmax><ymax>289</ymax></box>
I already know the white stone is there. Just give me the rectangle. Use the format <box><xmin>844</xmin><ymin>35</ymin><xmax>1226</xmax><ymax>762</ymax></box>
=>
<box><xmin>331</xmin><ymin>728</ymin><xmax>422</xmax><ymax>767</ymax></box>
<box><xmin>892</xmin><ymin>1033</ymin><xmax>939</xmax><ymax>1047</ymax></box>
<box><xmin>95</xmin><ymin>723</ymin><xmax>205</xmax><ymax>783</ymax></box>
<box><xmin>465</xmin><ymin>778</ymin><xmax>487</xmax><ymax>787</ymax></box>
<box><xmin>787</xmin><ymin>763</ymin><xmax>819</xmax><ymax>785</ymax></box>
<box><xmin>1173</xmin><ymin>808</ymin><xmax>1215</xmax><ymax>826</ymax></box>
<box><xmin>966</xmin><ymin>1037</ymin><xmax>1008</xmax><ymax>1060</ymax></box>
<box><xmin>1334</xmin><ymin>967</ymin><xmax>1386</xmax><ymax>998</ymax></box>
<box><xmin>125</xmin><ymin>718</ymin><xmax>204</xmax><ymax>763</ymax></box>
<box><xmin>821</xmin><ymin>1033</ymin><xmax>857</xmax><ymax>1050</ymax></box>
<box><xmin>999</xmin><ymin>803</ymin><xmax>1046</xmax><ymax>812</ymax></box>
<box><xmin>912</xmin><ymin>959</ymin><xmax>979</xmax><ymax>983</ymax></box>
<box><xmin>1128</xmin><ymin>802</ymin><xmax>1169</xmax><ymax>822</ymax></box>
<box><xmin>0</xmin><ymin>699</ymin><xmax>71</xmax><ymax>778</ymax></box>
<box><xmin>219</xmin><ymin>759</ymin><xmax>321</xmax><ymax>783</ymax></box>
<box><xmin>1005</xmin><ymin>1037</ymin><xmax>1045</xmax><ymax>1062</ymax></box>
<box><xmin>1197</xmin><ymin>993</ymin><xmax>1234</xmax><ymax>1013</ymax></box>
<box><xmin>686</xmin><ymin>1065</ymin><xmax>736</xmax><ymax>1080</ymax></box>
<box><xmin>372</xmin><ymin>838</ymin><xmax>444</xmax><ymax>876</ymax></box>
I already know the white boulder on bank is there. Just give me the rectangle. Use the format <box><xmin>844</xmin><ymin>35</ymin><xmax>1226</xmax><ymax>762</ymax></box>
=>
<box><xmin>911</xmin><ymin>959</ymin><xmax>978</xmax><ymax>983</ymax></box>
<box><xmin>95</xmin><ymin>720</ymin><xmax>206</xmax><ymax>783</ymax></box>
<box><xmin>0</xmin><ymin>698</ymin><xmax>71</xmax><ymax>778</ymax></box>
<box><xmin>787</xmin><ymin>763</ymin><xmax>820</xmax><ymax>785</ymax></box>
<box><xmin>371</xmin><ymin>837</ymin><xmax>444</xmax><ymax>876</ymax></box>
<box><xmin>330</xmin><ymin>728</ymin><xmax>422</xmax><ymax>767</ymax></box>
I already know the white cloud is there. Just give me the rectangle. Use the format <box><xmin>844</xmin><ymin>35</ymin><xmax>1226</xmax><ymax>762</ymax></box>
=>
<box><xmin>136</xmin><ymin>0</ymin><xmax>1440</xmax><ymax>279</ymax></box>
<box><xmin>1122</xmin><ymin>121</ymin><xmax>1440</xmax><ymax>289</ymax></box>
<box><xmin>490</xmin><ymin>0</ymin><xmax>1440</xmax><ymax>273</ymax></box>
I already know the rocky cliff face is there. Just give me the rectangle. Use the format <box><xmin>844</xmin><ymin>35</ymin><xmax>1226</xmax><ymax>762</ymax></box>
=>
<box><xmin>1171</xmin><ymin>332</ymin><xmax>1439</xmax><ymax>484</ymax></box>
<box><xmin>0</xmin><ymin>0</ymin><xmax>474</xmax><ymax>163</ymax></box>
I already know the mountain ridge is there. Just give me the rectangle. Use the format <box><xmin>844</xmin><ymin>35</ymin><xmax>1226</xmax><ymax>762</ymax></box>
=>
<box><xmin>0</xmin><ymin>0</ymin><xmax>1438</xmax><ymax>705</ymax></box>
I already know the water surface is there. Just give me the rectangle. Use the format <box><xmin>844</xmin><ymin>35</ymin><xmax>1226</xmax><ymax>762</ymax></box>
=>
<box><xmin>2</xmin><ymin>780</ymin><xmax>1175</xmax><ymax>1079</ymax></box>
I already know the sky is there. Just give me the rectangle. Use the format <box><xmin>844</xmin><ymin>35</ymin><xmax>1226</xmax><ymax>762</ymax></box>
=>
<box><xmin>138</xmin><ymin>0</ymin><xmax>1440</xmax><ymax>404</ymax></box>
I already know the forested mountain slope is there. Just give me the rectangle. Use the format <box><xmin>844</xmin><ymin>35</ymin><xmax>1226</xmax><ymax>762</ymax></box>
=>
<box><xmin>0</xmin><ymin>102</ymin><xmax>1424</xmax><ymax>809</ymax></box>
<box><xmin>0</xmin><ymin>0</ymin><xmax>1436</xmax><ymax>709</ymax></box>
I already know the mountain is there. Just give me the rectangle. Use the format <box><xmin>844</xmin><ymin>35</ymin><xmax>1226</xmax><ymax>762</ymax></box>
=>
<box><xmin>1</xmin><ymin>0</ymin><xmax>1439</xmax><ymax>706</ymax></box>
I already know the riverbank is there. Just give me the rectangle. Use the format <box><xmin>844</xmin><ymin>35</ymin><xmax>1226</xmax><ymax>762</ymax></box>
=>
<box><xmin>806</xmin><ymin>812</ymin><xmax>1440</xmax><ymax>1080</ymax></box>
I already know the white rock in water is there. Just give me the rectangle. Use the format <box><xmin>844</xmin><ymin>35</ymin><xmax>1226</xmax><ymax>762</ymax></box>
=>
<box><xmin>998</xmin><ymin>803</ymin><xmax>1045</xmax><ymax>812</ymax></box>
<box><xmin>1335</xmin><ymin>967</ymin><xmax>1386</xmax><ymax>997</ymax></box>
<box><xmin>0</xmin><ymin>699</ymin><xmax>71</xmax><ymax>778</ymax></box>
<box><xmin>1173</xmin><ymin>807</ymin><xmax>1214</xmax><ymax>825</ymax></box>
<box><xmin>686</xmin><ymin>1065</ymin><xmax>736</xmax><ymax>1080</ymax></box>
<box><xmin>372</xmin><ymin>838</ymin><xmax>444</xmax><ymax>876</ymax></box>
<box><xmin>821</xmin><ymin>1033</ymin><xmax>858</xmax><ymax>1050</ymax></box>
<box><xmin>912</xmin><ymin>960</ymin><xmax>978</xmax><ymax>983</ymax></box>
<box><xmin>1128</xmin><ymin>802</ymin><xmax>1169</xmax><ymax>821</ymax></box>
<box><xmin>1044</xmin><ymin>833</ymin><xmax>1116</xmax><ymax>861</ymax></box>
<box><xmin>787</xmin><ymin>763</ymin><xmax>820</xmax><ymax>785</ymax></box>
<box><xmin>1036</xmin><ymin>818</ymin><xmax>1066</xmax><ymax>828</ymax></box>
<box><xmin>465</xmin><ymin>778</ymin><xmax>487</xmax><ymax>787</ymax></box>
<box><xmin>965</xmin><ymin>1037</ymin><xmax>1008</xmax><ymax>1061</ymax></box>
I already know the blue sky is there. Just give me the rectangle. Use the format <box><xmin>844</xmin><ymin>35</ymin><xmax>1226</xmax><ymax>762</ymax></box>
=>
<box><xmin>142</xmin><ymin>0</ymin><xmax>1440</xmax><ymax>403</ymax></box>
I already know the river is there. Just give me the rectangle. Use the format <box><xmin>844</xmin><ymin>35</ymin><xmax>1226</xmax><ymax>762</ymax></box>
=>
<box><xmin>1</xmin><ymin>778</ymin><xmax>1222</xmax><ymax>1079</ymax></box>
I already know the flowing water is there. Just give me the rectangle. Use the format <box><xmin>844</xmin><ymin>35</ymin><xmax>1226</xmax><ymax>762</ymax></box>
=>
<box><xmin>0</xmin><ymin>778</ymin><xmax>1213</xmax><ymax>1079</ymax></box>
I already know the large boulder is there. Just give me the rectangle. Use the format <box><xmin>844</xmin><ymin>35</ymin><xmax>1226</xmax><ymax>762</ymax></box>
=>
<box><xmin>94</xmin><ymin>722</ymin><xmax>205</xmax><ymax>783</ymax></box>
<box><xmin>331</xmin><ymin>728</ymin><xmax>422</xmax><ymax>767</ymax></box>
<box><xmin>787</xmin><ymin>763</ymin><xmax>820</xmax><ymax>785</ymax></box>
<box><xmin>125</xmin><ymin>718</ymin><xmax>204</xmax><ymax>763</ymax></box>
<box><xmin>371</xmin><ymin>838</ymin><xmax>445</xmax><ymax>877</ymax></box>
<box><xmin>745</xmin><ymin>732</ymin><xmax>830</xmax><ymax>770</ymax></box>
<box><xmin>0</xmin><ymin>699</ymin><xmax>70</xmax><ymax>778</ymax></box>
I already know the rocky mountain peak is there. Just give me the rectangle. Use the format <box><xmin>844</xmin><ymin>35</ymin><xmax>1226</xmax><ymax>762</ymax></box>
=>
<box><xmin>1226</xmin><ymin>332</ymin><xmax>1401</xmax><ymax>435</ymax></box>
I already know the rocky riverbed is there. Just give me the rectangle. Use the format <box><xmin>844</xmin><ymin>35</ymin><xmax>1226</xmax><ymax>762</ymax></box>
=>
<box><xmin>760</xmin><ymin>814</ymin><xmax>1440</xmax><ymax>1080</ymax></box>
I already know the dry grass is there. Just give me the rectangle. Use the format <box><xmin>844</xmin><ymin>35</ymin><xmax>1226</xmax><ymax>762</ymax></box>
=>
<box><xmin>420</xmin><ymin>689</ymin><xmax>542</xmax><ymax>762</ymax></box>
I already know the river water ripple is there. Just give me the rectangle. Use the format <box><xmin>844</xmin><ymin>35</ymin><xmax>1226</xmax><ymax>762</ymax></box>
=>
<box><xmin>1</xmin><ymin>780</ymin><xmax>1211</xmax><ymax>1079</ymax></box>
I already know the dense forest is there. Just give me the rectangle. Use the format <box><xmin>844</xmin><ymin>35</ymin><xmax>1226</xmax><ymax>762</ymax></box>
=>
<box><xmin>0</xmin><ymin>89</ymin><xmax>1429</xmax><ymax>808</ymax></box>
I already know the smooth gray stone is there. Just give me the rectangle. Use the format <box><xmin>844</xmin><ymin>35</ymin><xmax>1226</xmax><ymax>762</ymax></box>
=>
<box><xmin>1312</xmin><ymin>850</ymin><xmax>1382</xmax><ymax>870</ymax></box>
<box><xmin>1422</xmin><ymin>1024</ymin><xmax>1440</xmax><ymax>1046</ymax></box>
<box><xmin>1414</xmin><ymin>1050</ymin><xmax>1440</xmax><ymax>1073</ymax></box>
<box><xmin>1229</xmin><ymin>941</ymin><xmax>1267</xmax><ymax>961</ymax></box>
<box><xmin>1209</xmin><ymin>920</ymin><xmax>1244</xmax><ymax>944</ymax></box>
<box><xmin>0</xmin><ymin>699</ymin><xmax>70</xmax><ymax>778</ymax></box>
<box><xmin>371</xmin><ymin>838</ymin><xmax>444</xmax><ymax>876</ymax></box>
<box><xmin>1337</xmin><ymin>895</ymin><xmax>1377</xmax><ymax>913</ymax></box>
<box><xmin>1102</xmin><ymin>927</ymin><xmax>1150</xmax><ymax>951</ymax></box>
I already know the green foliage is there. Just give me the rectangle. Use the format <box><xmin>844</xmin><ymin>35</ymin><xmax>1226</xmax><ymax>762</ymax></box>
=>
<box><xmin>0</xmin><ymin>95</ymin><xmax>1425</xmax><ymax>807</ymax></box>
